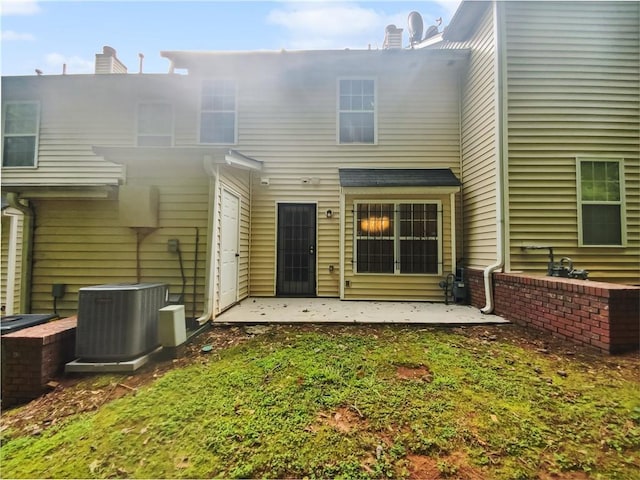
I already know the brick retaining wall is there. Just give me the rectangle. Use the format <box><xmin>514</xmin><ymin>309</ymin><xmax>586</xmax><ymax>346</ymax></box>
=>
<box><xmin>466</xmin><ymin>269</ymin><xmax>639</xmax><ymax>354</ymax></box>
<box><xmin>1</xmin><ymin>317</ymin><xmax>77</xmax><ymax>408</ymax></box>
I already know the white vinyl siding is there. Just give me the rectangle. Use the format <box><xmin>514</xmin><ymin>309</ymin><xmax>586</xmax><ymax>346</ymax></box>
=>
<box><xmin>338</xmin><ymin>78</ymin><xmax>376</xmax><ymax>144</ymax></box>
<box><xmin>2</xmin><ymin>101</ymin><xmax>40</xmax><ymax>168</ymax></box>
<box><xmin>200</xmin><ymin>79</ymin><xmax>236</xmax><ymax>145</ymax></box>
<box><xmin>137</xmin><ymin>102</ymin><xmax>173</xmax><ymax>146</ymax></box>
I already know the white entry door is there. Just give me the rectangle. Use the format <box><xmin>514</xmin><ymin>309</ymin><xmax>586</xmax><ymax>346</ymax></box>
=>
<box><xmin>220</xmin><ymin>189</ymin><xmax>240</xmax><ymax>311</ymax></box>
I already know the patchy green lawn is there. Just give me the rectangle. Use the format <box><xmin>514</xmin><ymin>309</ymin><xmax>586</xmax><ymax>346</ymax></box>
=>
<box><xmin>1</xmin><ymin>324</ymin><xmax>639</xmax><ymax>479</ymax></box>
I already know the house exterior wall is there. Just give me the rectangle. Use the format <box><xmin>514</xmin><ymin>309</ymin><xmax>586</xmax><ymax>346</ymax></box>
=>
<box><xmin>441</xmin><ymin>2</ymin><xmax>499</xmax><ymax>271</ymax></box>
<box><xmin>27</xmin><ymin>159</ymin><xmax>211</xmax><ymax>319</ymax></box>
<box><xmin>342</xmin><ymin>191</ymin><xmax>455</xmax><ymax>301</ymax></box>
<box><xmin>1</xmin><ymin>76</ymin><xmax>127</xmax><ymax>187</ymax></box>
<box><xmin>504</xmin><ymin>1</ymin><xmax>640</xmax><ymax>283</ymax></box>
<box><xmin>1</xmin><ymin>211</ymin><xmax>23</xmax><ymax>314</ymax></box>
<box><xmin>215</xmin><ymin>165</ymin><xmax>252</xmax><ymax>313</ymax></box>
<box><xmin>233</xmin><ymin>52</ymin><xmax>465</xmax><ymax>298</ymax></box>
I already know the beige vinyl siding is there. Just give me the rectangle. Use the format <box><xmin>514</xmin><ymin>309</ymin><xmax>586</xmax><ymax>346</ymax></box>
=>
<box><xmin>1</xmin><ymin>211</ymin><xmax>23</xmax><ymax>314</ymax></box>
<box><xmin>343</xmin><ymin>193</ymin><xmax>453</xmax><ymax>301</ymax></box>
<box><xmin>505</xmin><ymin>1</ymin><xmax>640</xmax><ymax>283</ymax></box>
<box><xmin>1</xmin><ymin>75</ymin><xmax>191</xmax><ymax>188</ymax></box>
<box><xmin>441</xmin><ymin>4</ymin><xmax>499</xmax><ymax>270</ymax></box>
<box><xmin>241</xmin><ymin>54</ymin><xmax>464</xmax><ymax>297</ymax></box>
<box><xmin>29</xmin><ymin>160</ymin><xmax>211</xmax><ymax>318</ymax></box>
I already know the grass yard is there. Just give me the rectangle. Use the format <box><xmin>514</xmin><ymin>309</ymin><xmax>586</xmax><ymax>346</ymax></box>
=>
<box><xmin>1</xmin><ymin>324</ymin><xmax>639</xmax><ymax>479</ymax></box>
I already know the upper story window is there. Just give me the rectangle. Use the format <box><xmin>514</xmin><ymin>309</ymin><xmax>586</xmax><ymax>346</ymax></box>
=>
<box><xmin>338</xmin><ymin>79</ymin><xmax>376</xmax><ymax>144</ymax></box>
<box><xmin>137</xmin><ymin>102</ymin><xmax>173</xmax><ymax>146</ymax></box>
<box><xmin>200</xmin><ymin>79</ymin><xmax>236</xmax><ymax>144</ymax></box>
<box><xmin>577</xmin><ymin>158</ymin><xmax>625</xmax><ymax>246</ymax></box>
<box><xmin>355</xmin><ymin>202</ymin><xmax>441</xmax><ymax>274</ymax></box>
<box><xmin>2</xmin><ymin>102</ymin><xmax>40</xmax><ymax>167</ymax></box>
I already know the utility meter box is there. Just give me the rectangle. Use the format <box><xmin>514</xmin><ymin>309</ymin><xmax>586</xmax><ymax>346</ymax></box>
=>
<box><xmin>118</xmin><ymin>185</ymin><xmax>159</xmax><ymax>228</ymax></box>
<box><xmin>158</xmin><ymin>305</ymin><xmax>187</xmax><ymax>347</ymax></box>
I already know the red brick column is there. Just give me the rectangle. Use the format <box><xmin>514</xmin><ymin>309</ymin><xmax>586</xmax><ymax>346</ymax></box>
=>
<box><xmin>464</xmin><ymin>268</ymin><xmax>486</xmax><ymax>309</ymax></box>
<box><xmin>1</xmin><ymin>317</ymin><xmax>77</xmax><ymax>408</ymax></box>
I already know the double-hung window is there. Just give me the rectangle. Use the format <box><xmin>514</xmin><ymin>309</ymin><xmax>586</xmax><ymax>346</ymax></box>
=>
<box><xmin>137</xmin><ymin>102</ymin><xmax>173</xmax><ymax>146</ymax></box>
<box><xmin>356</xmin><ymin>202</ymin><xmax>440</xmax><ymax>274</ymax></box>
<box><xmin>2</xmin><ymin>102</ymin><xmax>40</xmax><ymax>167</ymax></box>
<box><xmin>339</xmin><ymin>78</ymin><xmax>375</xmax><ymax>144</ymax></box>
<box><xmin>200</xmin><ymin>79</ymin><xmax>236</xmax><ymax>144</ymax></box>
<box><xmin>577</xmin><ymin>159</ymin><xmax>625</xmax><ymax>246</ymax></box>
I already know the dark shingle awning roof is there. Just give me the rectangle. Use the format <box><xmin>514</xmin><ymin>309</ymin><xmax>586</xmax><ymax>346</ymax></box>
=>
<box><xmin>339</xmin><ymin>168</ymin><xmax>461</xmax><ymax>187</ymax></box>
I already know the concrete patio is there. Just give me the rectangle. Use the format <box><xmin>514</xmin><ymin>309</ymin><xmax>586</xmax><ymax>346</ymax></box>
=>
<box><xmin>214</xmin><ymin>297</ymin><xmax>509</xmax><ymax>325</ymax></box>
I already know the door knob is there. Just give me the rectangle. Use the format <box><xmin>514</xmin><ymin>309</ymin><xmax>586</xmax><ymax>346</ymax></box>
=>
<box><xmin>309</xmin><ymin>245</ymin><xmax>315</xmax><ymax>255</ymax></box>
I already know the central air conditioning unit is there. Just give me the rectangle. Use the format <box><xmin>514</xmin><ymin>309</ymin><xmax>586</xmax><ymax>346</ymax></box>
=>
<box><xmin>76</xmin><ymin>283</ymin><xmax>169</xmax><ymax>362</ymax></box>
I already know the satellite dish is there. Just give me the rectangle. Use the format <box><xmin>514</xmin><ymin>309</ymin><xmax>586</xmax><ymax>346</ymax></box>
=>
<box><xmin>424</xmin><ymin>25</ymin><xmax>439</xmax><ymax>40</ymax></box>
<box><xmin>408</xmin><ymin>11</ymin><xmax>424</xmax><ymax>45</ymax></box>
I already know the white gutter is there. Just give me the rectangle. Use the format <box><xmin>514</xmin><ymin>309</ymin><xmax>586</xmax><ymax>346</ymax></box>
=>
<box><xmin>481</xmin><ymin>1</ymin><xmax>508</xmax><ymax>314</ymax></box>
<box><xmin>197</xmin><ymin>157</ymin><xmax>219</xmax><ymax>325</ymax></box>
<box><xmin>3</xmin><ymin>209</ymin><xmax>20</xmax><ymax>315</ymax></box>
<box><xmin>339</xmin><ymin>189</ymin><xmax>346</xmax><ymax>299</ymax></box>
<box><xmin>6</xmin><ymin>193</ymin><xmax>34</xmax><ymax>314</ymax></box>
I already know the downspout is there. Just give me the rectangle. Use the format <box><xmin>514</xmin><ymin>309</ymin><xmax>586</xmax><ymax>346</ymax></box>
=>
<box><xmin>6</xmin><ymin>193</ymin><xmax>34</xmax><ymax>314</ymax></box>
<box><xmin>481</xmin><ymin>1</ymin><xmax>508</xmax><ymax>314</ymax></box>
<box><xmin>196</xmin><ymin>158</ymin><xmax>219</xmax><ymax>325</ymax></box>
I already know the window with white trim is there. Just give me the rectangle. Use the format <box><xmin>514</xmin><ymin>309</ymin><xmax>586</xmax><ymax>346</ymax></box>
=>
<box><xmin>137</xmin><ymin>102</ymin><xmax>173</xmax><ymax>146</ymax></box>
<box><xmin>355</xmin><ymin>202</ymin><xmax>440</xmax><ymax>274</ymax></box>
<box><xmin>2</xmin><ymin>102</ymin><xmax>40</xmax><ymax>167</ymax></box>
<box><xmin>339</xmin><ymin>79</ymin><xmax>375</xmax><ymax>144</ymax></box>
<box><xmin>578</xmin><ymin>159</ymin><xmax>624</xmax><ymax>246</ymax></box>
<box><xmin>200</xmin><ymin>79</ymin><xmax>236</xmax><ymax>144</ymax></box>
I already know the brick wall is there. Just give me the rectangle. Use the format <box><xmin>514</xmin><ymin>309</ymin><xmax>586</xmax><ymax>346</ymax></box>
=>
<box><xmin>466</xmin><ymin>269</ymin><xmax>639</xmax><ymax>354</ymax></box>
<box><xmin>1</xmin><ymin>317</ymin><xmax>77</xmax><ymax>408</ymax></box>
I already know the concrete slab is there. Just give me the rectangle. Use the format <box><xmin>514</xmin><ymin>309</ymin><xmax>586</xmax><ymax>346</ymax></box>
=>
<box><xmin>65</xmin><ymin>346</ymin><xmax>162</xmax><ymax>373</ymax></box>
<box><xmin>214</xmin><ymin>298</ymin><xmax>509</xmax><ymax>325</ymax></box>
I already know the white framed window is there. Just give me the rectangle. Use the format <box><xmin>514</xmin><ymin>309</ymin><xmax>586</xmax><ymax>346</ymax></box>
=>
<box><xmin>200</xmin><ymin>79</ymin><xmax>236</xmax><ymax>144</ymax></box>
<box><xmin>355</xmin><ymin>201</ymin><xmax>441</xmax><ymax>274</ymax></box>
<box><xmin>137</xmin><ymin>102</ymin><xmax>173</xmax><ymax>146</ymax></box>
<box><xmin>577</xmin><ymin>158</ymin><xmax>625</xmax><ymax>246</ymax></box>
<box><xmin>338</xmin><ymin>78</ymin><xmax>376</xmax><ymax>144</ymax></box>
<box><xmin>2</xmin><ymin>101</ymin><xmax>40</xmax><ymax>167</ymax></box>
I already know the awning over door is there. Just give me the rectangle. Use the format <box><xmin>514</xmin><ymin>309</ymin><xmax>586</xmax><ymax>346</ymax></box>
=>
<box><xmin>339</xmin><ymin>168</ymin><xmax>461</xmax><ymax>187</ymax></box>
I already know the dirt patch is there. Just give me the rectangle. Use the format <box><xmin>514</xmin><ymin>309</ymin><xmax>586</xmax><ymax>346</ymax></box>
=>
<box><xmin>396</xmin><ymin>364</ymin><xmax>432</xmax><ymax>382</ymax></box>
<box><xmin>309</xmin><ymin>405</ymin><xmax>367</xmax><ymax>434</ymax></box>
<box><xmin>538</xmin><ymin>472</ymin><xmax>591</xmax><ymax>480</ymax></box>
<box><xmin>407</xmin><ymin>452</ymin><xmax>484</xmax><ymax>479</ymax></box>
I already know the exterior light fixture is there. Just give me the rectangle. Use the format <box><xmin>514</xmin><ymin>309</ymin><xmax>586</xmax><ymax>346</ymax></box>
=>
<box><xmin>326</xmin><ymin>209</ymin><xmax>333</xmax><ymax>218</ymax></box>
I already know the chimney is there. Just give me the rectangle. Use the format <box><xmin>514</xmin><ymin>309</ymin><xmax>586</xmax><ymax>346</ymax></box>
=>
<box><xmin>383</xmin><ymin>24</ymin><xmax>403</xmax><ymax>49</ymax></box>
<box><xmin>95</xmin><ymin>46</ymin><xmax>128</xmax><ymax>74</ymax></box>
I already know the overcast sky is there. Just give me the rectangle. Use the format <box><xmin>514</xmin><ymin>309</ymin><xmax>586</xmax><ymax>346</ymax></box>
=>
<box><xmin>1</xmin><ymin>0</ymin><xmax>461</xmax><ymax>76</ymax></box>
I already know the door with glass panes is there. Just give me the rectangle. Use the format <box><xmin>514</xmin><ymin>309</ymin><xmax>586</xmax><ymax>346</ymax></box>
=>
<box><xmin>276</xmin><ymin>203</ymin><xmax>316</xmax><ymax>296</ymax></box>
